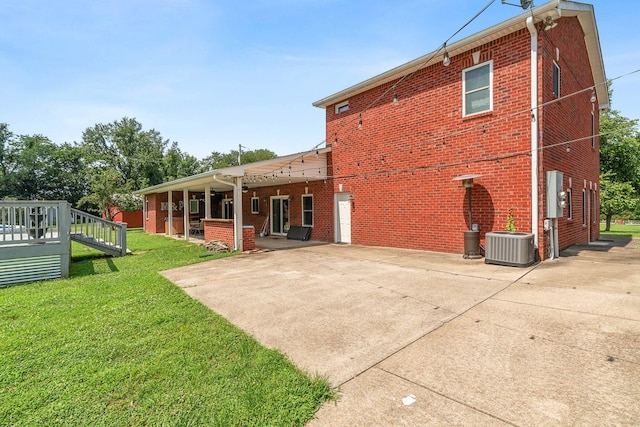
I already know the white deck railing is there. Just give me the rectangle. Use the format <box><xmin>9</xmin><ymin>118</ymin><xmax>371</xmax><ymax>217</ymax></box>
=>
<box><xmin>0</xmin><ymin>201</ymin><xmax>128</xmax><ymax>286</ymax></box>
<box><xmin>69</xmin><ymin>208</ymin><xmax>127</xmax><ymax>257</ymax></box>
<box><xmin>0</xmin><ymin>201</ymin><xmax>71</xmax><ymax>286</ymax></box>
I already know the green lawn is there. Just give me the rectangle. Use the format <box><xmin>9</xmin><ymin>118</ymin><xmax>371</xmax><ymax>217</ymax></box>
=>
<box><xmin>0</xmin><ymin>230</ymin><xmax>332</xmax><ymax>426</ymax></box>
<box><xmin>600</xmin><ymin>222</ymin><xmax>640</xmax><ymax>238</ymax></box>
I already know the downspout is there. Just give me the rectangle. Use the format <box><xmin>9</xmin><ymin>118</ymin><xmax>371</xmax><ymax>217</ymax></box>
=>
<box><xmin>526</xmin><ymin>15</ymin><xmax>540</xmax><ymax>255</ymax></box>
<box><xmin>212</xmin><ymin>174</ymin><xmax>243</xmax><ymax>251</ymax></box>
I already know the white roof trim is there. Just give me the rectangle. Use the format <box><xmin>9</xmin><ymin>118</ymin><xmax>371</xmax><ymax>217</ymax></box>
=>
<box><xmin>135</xmin><ymin>147</ymin><xmax>332</xmax><ymax>194</ymax></box>
<box><xmin>312</xmin><ymin>0</ymin><xmax>607</xmax><ymax>110</ymax></box>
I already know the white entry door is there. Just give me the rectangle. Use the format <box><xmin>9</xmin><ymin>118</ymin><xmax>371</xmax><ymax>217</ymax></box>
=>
<box><xmin>335</xmin><ymin>193</ymin><xmax>351</xmax><ymax>244</ymax></box>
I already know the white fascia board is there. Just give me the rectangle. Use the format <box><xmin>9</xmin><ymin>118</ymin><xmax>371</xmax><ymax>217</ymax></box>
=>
<box><xmin>312</xmin><ymin>0</ymin><xmax>605</xmax><ymax>110</ymax></box>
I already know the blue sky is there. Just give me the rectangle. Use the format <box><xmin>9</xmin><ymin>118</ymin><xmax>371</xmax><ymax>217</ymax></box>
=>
<box><xmin>1</xmin><ymin>0</ymin><xmax>638</xmax><ymax>159</ymax></box>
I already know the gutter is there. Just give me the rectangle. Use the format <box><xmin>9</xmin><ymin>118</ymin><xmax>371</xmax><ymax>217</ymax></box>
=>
<box><xmin>526</xmin><ymin>15</ymin><xmax>540</xmax><ymax>253</ymax></box>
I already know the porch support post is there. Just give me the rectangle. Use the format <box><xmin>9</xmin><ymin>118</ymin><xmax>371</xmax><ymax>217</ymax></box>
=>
<box><xmin>204</xmin><ymin>185</ymin><xmax>211</xmax><ymax>219</ymax></box>
<box><xmin>167</xmin><ymin>190</ymin><xmax>173</xmax><ymax>236</ymax></box>
<box><xmin>233</xmin><ymin>177</ymin><xmax>243</xmax><ymax>252</ymax></box>
<box><xmin>183</xmin><ymin>188</ymin><xmax>189</xmax><ymax>240</ymax></box>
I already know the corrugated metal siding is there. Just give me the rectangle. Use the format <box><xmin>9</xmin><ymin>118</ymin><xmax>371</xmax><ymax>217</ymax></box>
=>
<box><xmin>0</xmin><ymin>255</ymin><xmax>62</xmax><ymax>287</ymax></box>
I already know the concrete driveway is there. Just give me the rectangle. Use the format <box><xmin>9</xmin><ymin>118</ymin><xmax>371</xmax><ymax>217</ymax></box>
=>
<box><xmin>161</xmin><ymin>237</ymin><xmax>640</xmax><ymax>426</ymax></box>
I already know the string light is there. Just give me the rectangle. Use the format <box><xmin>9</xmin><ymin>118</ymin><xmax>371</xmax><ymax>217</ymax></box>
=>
<box><xmin>239</xmin><ymin>2</ymin><xmax>633</xmax><ymax>185</ymax></box>
<box><xmin>443</xmin><ymin>43</ymin><xmax>451</xmax><ymax>67</ymax></box>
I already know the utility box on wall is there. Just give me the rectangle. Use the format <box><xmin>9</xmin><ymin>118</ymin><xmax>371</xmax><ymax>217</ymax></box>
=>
<box><xmin>546</xmin><ymin>171</ymin><xmax>565</xmax><ymax>219</ymax></box>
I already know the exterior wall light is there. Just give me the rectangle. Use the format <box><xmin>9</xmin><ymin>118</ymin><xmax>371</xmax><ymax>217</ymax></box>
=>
<box><xmin>543</xmin><ymin>16</ymin><xmax>557</xmax><ymax>31</ymax></box>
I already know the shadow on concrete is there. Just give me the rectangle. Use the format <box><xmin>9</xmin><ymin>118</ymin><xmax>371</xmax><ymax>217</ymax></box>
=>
<box><xmin>255</xmin><ymin>236</ymin><xmax>329</xmax><ymax>251</ymax></box>
<box><xmin>561</xmin><ymin>235</ymin><xmax>639</xmax><ymax>261</ymax></box>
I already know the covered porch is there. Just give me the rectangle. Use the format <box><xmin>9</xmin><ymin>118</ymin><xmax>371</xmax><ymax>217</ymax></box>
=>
<box><xmin>136</xmin><ymin>148</ymin><xmax>333</xmax><ymax>251</ymax></box>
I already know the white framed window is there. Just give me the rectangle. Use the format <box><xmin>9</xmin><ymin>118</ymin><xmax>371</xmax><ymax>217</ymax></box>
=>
<box><xmin>302</xmin><ymin>194</ymin><xmax>314</xmax><ymax>227</ymax></box>
<box><xmin>189</xmin><ymin>199</ymin><xmax>199</xmax><ymax>214</ymax></box>
<box><xmin>145</xmin><ymin>198</ymin><xmax>149</xmax><ymax>219</ymax></box>
<box><xmin>582</xmin><ymin>189</ymin><xmax>586</xmax><ymax>227</ymax></box>
<box><xmin>592</xmin><ymin>190</ymin><xmax>597</xmax><ymax>224</ymax></box>
<box><xmin>463</xmin><ymin>61</ymin><xmax>493</xmax><ymax>116</ymax></box>
<box><xmin>552</xmin><ymin>61</ymin><xmax>561</xmax><ymax>97</ymax></box>
<box><xmin>566</xmin><ymin>188</ymin><xmax>573</xmax><ymax>220</ymax></box>
<box><xmin>335</xmin><ymin>101</ymin><xmax>349</xmax><ymax>114</ymax></box>
<box><xmin>591</xmin><ymin>111</ymin><xmax>596</xmax><ymax>149</ymax></box>
<box><xmin>251</xmin><ymin>197</ymin><xmax>259</xmax><ymax>214</ymax></box>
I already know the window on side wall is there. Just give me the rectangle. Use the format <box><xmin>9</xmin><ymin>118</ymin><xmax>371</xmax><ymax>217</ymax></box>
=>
<box><xmin>591</xmin><ymin>111</ymin><xmax>596</xmax><ymax>149</ymax></box>
<box><xmin>553</xmin><ymin>61</ymin><xmax>561</xmax><ymax>97</ymax></box>
<box><xmin>566</xmin><ymin>188</ymin><xmax>573</xmax><ymax>220</ymax></box>
<box><xmin>335</xmin><ymin>101</ymin><xmax>349</xmax><ymax>114</ymax></box>
<box><xmin>463</xmin><ymin>61</ymin><xmax>493</xmax><ymax>116</ymax></box>
<box><xmin>582</xmin><ymin>189</ymin><xmax>586</xmax><ymax>227</ymax></box>
<box><xmin>302</xmin><ymin>194</ymin><xmax>314</xmax><ymax>227</ymax></box>
<box><xmin>251</xmin><ymin>197</ymin><xmax>259</xmax><ymax>214</ymax></box>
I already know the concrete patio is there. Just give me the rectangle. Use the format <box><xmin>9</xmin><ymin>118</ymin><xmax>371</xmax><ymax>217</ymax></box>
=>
<box><xmin>161</xmin><ymin>237</ymin><xmax>640</xmax><ymax>426</ymax></box>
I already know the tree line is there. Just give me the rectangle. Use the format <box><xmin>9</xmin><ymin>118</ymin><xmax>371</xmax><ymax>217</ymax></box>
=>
<box><xmin>0</xmin><ymin>117</ymin><xmax>276</xmax><ymax>218</ymax></box>
<box><xmin>1</xmin><ymin>101</ymin><xmax>639</xmax><ymax>226</ymax></box>
<box><xmin>599</xmin><ymin>105</ymin><xmax>640</xmax><ymax>230</ymax></box>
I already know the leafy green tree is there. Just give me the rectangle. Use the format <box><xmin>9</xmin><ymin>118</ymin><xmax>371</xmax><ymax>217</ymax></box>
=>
<box><xmin>598</xmin><ymin>87</ymin><xmax>640</xmax><ymax>226</ymax></box>
<box><xmin>78</xmin><ymin>167</ymin><xmax>131</xmax><ymax>220</ymax></box>
<box><xmin>163</xmin><ymin>141</ymin><xmax>202</xmax><ymax>181</ymax></box>
<box><xmin>200</xmin><ymin>148</ymin><xmax>277</xmax><ymax>171</ymax></box>
<box><xmin>599</xmin><ymin>108</ymin><xmax>640</xmax><ymax>191</ymax></box>
<box><xmin>0</xmin><ymin>123</ymin><xmax>17</xmax><ymax>199</ymax></box>
<box><xmin>82</xmin><ymin>117</ymin><xmax>167</xmax><ymax>190</ymax></box>
<box><xmin>600</xmin><ymin>172</ymin><xmax>639</xmax><ymax>230</ymax></box>
<box><xmin>1</xmin><ymin>132</ymin><xmax>87</xmax><ymax>203</ymax></box>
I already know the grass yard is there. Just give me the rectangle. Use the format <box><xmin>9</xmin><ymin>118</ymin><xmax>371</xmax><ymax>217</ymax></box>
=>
<box><xmin>600</xmin><ymin>222</ymin><xmax>640</xmax><ymax>238</ymax></box>
<box><xmin>0</xmin><ymin>230</ymin><xmax>332</xmax><ymax>426</ymax></box>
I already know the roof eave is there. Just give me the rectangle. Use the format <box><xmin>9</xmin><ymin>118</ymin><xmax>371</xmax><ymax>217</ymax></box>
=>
<box><xmin>312</xmin><ymin>0</ymin><xmax>607</xmax><ymax>110</ymax></box>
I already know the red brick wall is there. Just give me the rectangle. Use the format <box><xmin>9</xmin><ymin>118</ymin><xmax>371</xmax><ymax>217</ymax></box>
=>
<box><xmin>539</xmin><ymin>17</ymin><xmax>600</xmax><ymax>254</ymax></box>
<box><xmin>243</xmin><ymin>227</ymin><xmax>255</xmax><ymax>250</ymax></box>
<box><xmin>144</xmin><ymin>192</ymin><xmax>199</xmax><ymax>234</ymax></box>
<box><xmin>326</xmin><ymin>29</ymin><xmax>533</xmax><ymax>254</ymax></box>
<box><xmin>241</xmin><ymin>180</ymin><xmax>334</xmax><ymax>242</ymax></box>
<box><xmin>203</xmin><ymin>220</ymin><xmax>234</xmax><ymax>248</ymax></box>
<box><xmin>324</xmin><ymin>21</ymin><xmax>598</xmax><ymax>259</ymax></box>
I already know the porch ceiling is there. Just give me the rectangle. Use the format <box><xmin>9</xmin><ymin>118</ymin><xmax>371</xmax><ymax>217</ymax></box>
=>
<box><xmin>136</xmin><ymin>147</ymin><xmax>331</xmax><ymax>194</ymax></box>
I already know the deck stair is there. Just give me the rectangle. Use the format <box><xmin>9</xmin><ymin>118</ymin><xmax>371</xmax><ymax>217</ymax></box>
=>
<box><xmin>1</xmin><ymin>202</ymin><xmax>130</xmax><ymax>286</ymax></box>
<box><xmin>69</xmin><ymin>208</ymin><xmax>129</xmax><ymax>257</ymax></box>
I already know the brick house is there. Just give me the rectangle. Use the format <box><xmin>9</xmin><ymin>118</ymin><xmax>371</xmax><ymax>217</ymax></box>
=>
<box><xmin>137</xmin><ymin>0</ymin><xmax>605</xmax><ymax>261</ymax></box>
<box><xmin>137</xmin><ymin>149</ymin><xmax>334</xmax><ymax>251</ymax></box>
<box><xmin>313</xmin><ymin>0</ymin><xmax>605</xmax><ymax>260</ymax></box>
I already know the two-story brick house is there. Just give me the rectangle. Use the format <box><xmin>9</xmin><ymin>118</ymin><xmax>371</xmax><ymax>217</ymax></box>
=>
<box><xmin>312</xmin><ymin>0</ymin><xmax>606</xmax><ymax>260</ymax></box>
<box><xmin>138</xmin><ymin>0</ymin><xmax>605</xmax><ymax>261</ymax></box>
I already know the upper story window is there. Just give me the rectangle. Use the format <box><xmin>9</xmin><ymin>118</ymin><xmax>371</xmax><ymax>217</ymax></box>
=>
<box><xmin>463</xmin><ymin>61</ymin><xmax>493</xmax><ymax>116</ymax></box>
<box><xmin>552</xmin><ymin>61</ymin><xmax>561</xmax><ymax>97</ymax></box>
<box><xmin>335</xmin><ymin>101</ymin><xmax>349</xmax><ymax>114</ymax></box>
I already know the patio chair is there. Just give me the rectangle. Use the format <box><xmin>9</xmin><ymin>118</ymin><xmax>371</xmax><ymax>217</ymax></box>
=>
<box><xmin>189</xmin><ymin>221</ymin><xmax>203</xmax><ymax>235</ymax></box>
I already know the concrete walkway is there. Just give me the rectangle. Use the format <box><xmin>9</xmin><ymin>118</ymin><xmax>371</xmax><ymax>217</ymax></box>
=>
<box><xmin>161</xmin><ymin>237</ymin><xmax>640</xmax><ymax>426</ymax></box>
